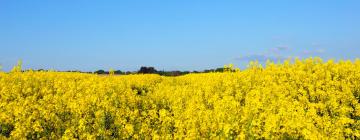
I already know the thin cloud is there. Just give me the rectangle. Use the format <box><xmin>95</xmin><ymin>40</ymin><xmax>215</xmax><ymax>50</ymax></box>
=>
<box><xmin>235</xmin><ymin>54</ymin><xmax>288</xmax><ymax>62</ymax></box>
<box><xmin>311</xmin><ymin>42</ymin><xmax>322</xmax><ymax>47</ymax></box>
<box><xmin>276</xmin><ymin>45</ymin><xmax>289</xmax><ymax>51</ymax></box>
<box><xmin>302</xmin><ymin>49</ymin><xmax>325</xmax><ymax>55</ymax></box>
<box><xmin>236</xmin><ymin>45</ymin><xmax>292</xmax><ymax>63</ymax></box>
<box><xmin>271</xmin><ymin>36</ymin><xmax>282</xmax><ymax>40</ymax></box>
<box><xmin>270</xmin><ymin>45</ymin><xmax>290</xmax><ymax>53</ymax></box>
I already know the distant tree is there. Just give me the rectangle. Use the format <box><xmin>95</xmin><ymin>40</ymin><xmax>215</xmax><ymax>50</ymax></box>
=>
<box><xmin>125</xmin><ymin>71</ymin><xmax>132</xmax><ymax>75</ymax></box>
<box><xmin>204</xmin><ymin>69</ymin><xmax>215</xmax><ymax>73</ymax></box>
<box><xmin>114</xmin><ymin>70</ymin><xmax>123</xmax><ymax>74</ymax></box>
<box><xmin>95</xmin><ymin>69</ymin><xmax>105</xmax><ymax>74</ymax></box>
<box><xmin>215</xmin><ymin>68</ymin><xmax>225</xmax><ymax>72</ymax></box>
<box><xmin>138</xmin><ymin>66</ymin><xmax>157</xmax><ymax>74</ymax></box>
<box><xmin>170</xmin><ymin>71</ymin><xmax>181</xmax><ymax>76</ymax></box>
<box><xmin>182</xmin><ymin>71</ymin><xmax>190</xmax><ymax>75</ymax></box>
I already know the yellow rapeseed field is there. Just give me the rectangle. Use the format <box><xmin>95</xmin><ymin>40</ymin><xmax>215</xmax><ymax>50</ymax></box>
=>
<box><xmin>1</xmin><ymin>58</ymin><xmax>360</xmax><ymax>139</ymax></box>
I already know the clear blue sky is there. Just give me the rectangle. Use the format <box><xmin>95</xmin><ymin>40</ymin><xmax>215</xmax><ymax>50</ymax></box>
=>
<box><xmin>1</xmin><ymin>0</ymin><xmax>359</xmax><ymax>71</ymax></box>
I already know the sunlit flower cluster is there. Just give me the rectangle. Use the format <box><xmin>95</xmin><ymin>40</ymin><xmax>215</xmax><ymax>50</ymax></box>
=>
<box><xmin>0</xmin><ymin>58</ymin><xmax>360</xmax><ymax>139</ymax></box>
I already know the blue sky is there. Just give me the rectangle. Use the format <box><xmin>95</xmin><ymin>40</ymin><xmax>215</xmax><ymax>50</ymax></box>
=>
<box><xmin>0</xmin><ymin>0</ymin><xmax>359</xmax><ymax>71</ymax></box>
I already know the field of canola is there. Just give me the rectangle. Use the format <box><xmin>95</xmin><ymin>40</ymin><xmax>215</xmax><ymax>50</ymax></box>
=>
<box><xmin>1</xmin><ymin>58</ymin><xmax>360</xmax><ymax>139</ymax></box>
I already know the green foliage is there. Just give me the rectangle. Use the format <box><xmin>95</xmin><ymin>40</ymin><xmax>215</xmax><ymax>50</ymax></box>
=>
<box><xmin>0</xmin><ymin>124</ymin><xmax>14</xmax><ymax>137</ymax></box>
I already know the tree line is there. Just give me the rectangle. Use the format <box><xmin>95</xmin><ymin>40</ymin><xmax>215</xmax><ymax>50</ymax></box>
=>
<box><xmin>93</xmin><ymin>66</ymin><xmax>228</xmax><ymax>76</ymax></box>
<box><xmin>22</xmin><ymin>66</ymin><xmax>229</xmax><ymax>76</ymax></box>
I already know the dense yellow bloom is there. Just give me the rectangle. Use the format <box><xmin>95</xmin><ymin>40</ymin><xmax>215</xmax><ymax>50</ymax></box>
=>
<box><xmin>0</xmin><ymin>58</ymin><xmax>360</xmax><ymax>139</ymax></box>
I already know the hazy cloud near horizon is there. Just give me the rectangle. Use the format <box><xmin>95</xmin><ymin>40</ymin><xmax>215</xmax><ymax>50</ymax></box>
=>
<box><xmin>234</xmin><ymin>45</ymin><xmax>329</xmax><ymax>63</ymax></box>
